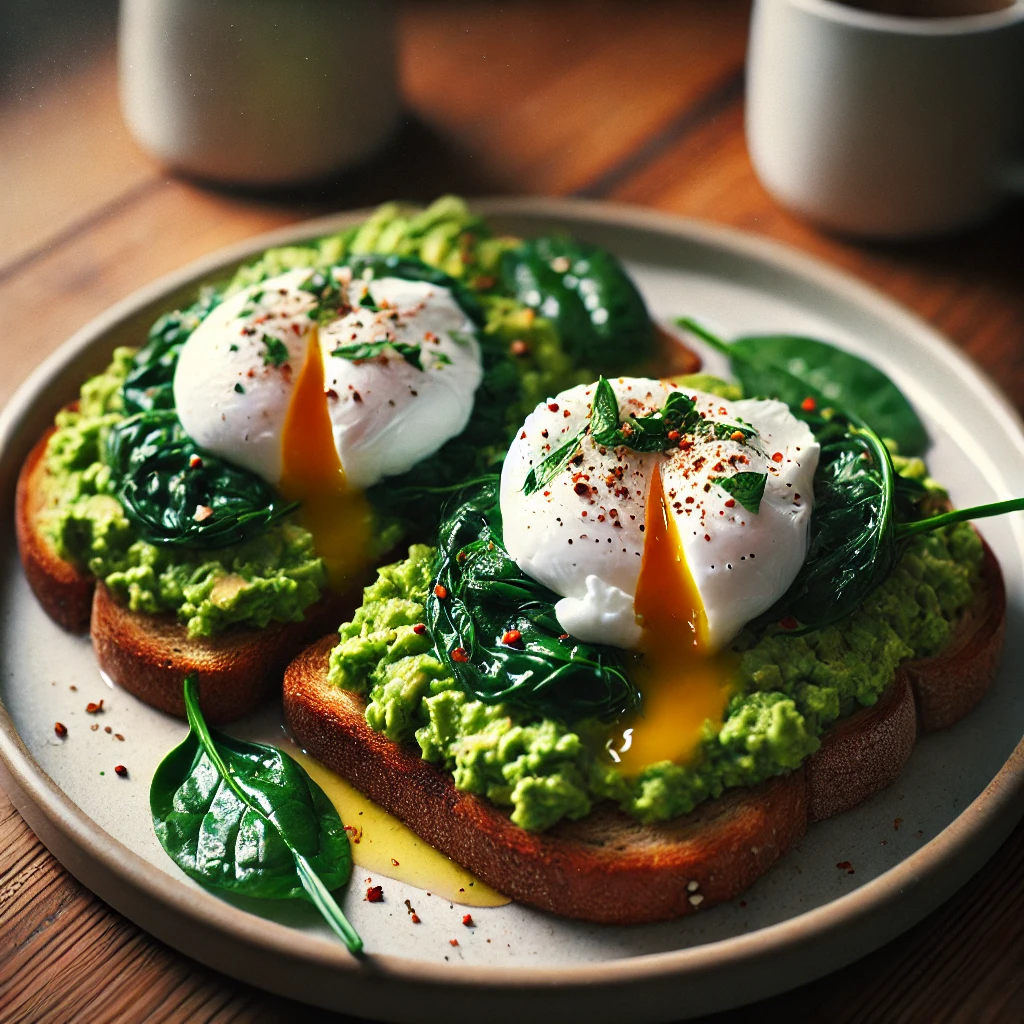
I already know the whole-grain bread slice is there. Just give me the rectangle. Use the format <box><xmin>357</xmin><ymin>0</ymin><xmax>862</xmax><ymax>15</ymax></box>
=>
<box><xmin>16</xmin><ymin>416</ymin><xmax>364</xmax><ymax>723</ymax></box>
<box><xmin>283</xmin><ymin>538</ymin><xmax>1005</xmax><ymax>924</ymax></box>
<box><xmin>92</xmin><ymin>583</ymin><xmax>360</xmax><ymax>724</ymax></box>
<box><xmin>15</xmin><ymin>423</ymin><xmax>95</xmax><ymax>633</ymax></box>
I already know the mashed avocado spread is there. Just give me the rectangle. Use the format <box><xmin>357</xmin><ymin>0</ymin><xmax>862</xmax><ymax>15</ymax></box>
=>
<box><xmin>327</xmin><ymin>511</ymin><xmax>983</xmax><ymax>833</ymax></box>
<box><xmin>38</xmin><ymin>198</ymin><xmax>595</xmax><ymax>636</ymax></box>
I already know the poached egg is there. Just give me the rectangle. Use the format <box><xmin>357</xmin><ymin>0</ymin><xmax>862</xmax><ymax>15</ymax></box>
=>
<box><xmin>174</xmin><ymin>266</ymin><xmax>483</xmax><ymax>587</ymax></box>
<box><xmin>500</xmin><ymin>377</ymin><xmax>819</xmax><ymax>771</ymax></box>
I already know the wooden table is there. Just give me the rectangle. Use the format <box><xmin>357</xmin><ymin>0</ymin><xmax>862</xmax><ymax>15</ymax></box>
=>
<box><xmin>3</xmin><ymin>2</ymin><xmax>1023</xmax><ymax>1020</ymax></box>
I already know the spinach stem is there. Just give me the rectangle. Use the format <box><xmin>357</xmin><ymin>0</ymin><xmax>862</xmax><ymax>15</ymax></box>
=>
<box><xmin>895</xmin><ymin>498</ymin><xmax>1024</xmax><ymax>539</ymax></box>
<box><xmin>181</xmin><ymin>675</ymin><xmax>364</xmax><ymax>957</ymax></box>
<box><xmin>674</xmin><ymin>316</ymin><xmax>730</xmax><ymax>354</ymax></box>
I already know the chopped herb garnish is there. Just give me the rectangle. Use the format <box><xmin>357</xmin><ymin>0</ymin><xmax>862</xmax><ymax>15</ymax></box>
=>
<box><xmin>522</xmin><ymin>427</ymin><xmax>586</xmax><ymax>496</ymax></box>
<box><xmin>261</xmin><ymin>334</ymin><xmax>290</xmax><ymax>368</ymax></box>
<box><xmin>710</xmin><ymin>472</ymin><xmax>768</xmax><ymax>514</ymax></box>
<box><xmin>300</xmin><ymin>271</ymin><xmax>350</xmax><ymax>325</ymax></box>
<box><xmin>331</xmin><ymin>340</ymin><xmax>424</xmax><ymax>371</ymax></box>
<box><xmin>234</xmin><ymin>383</ymin><xmax>245</xmax><ymax>394</ymax></box>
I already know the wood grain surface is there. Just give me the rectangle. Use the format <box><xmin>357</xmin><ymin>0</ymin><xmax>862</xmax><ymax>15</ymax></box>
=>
<box><xmin>2</xmin><ymin>1</ymin><xmax>1023</xmax><ymax>1021</ymax></box>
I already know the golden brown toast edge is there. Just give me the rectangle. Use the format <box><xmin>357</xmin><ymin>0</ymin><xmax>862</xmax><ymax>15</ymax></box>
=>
<box><xmin>92</xmin><ymin>583</ymin><xmax>362</xmax><ymax>725</ymax></box>
<box><xmin>15</xmin><ymin>422</ymin><xmax>95</xmax><ymax>633</ymax></box>
<box><xmin>283</xmin><ymin>538</ymin><xmax>1006</xmax><ymax>924</ymax></box>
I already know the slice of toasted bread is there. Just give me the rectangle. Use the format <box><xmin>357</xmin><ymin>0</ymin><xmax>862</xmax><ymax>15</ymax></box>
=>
<box><xmin>17</xmin><ymin>415</ymin><xmax>365</xmax><ymax>723</ymax></box>
<box><xmin>283</xmin><ymin>538</ymin><xmax>1005</xmax><ymax>924</ymax></box>
<box><xmin>92</xmin><ymin>583</ymin><xmax>360</xmax><ymax>725</ymax></box>
<box><xmin>15</xmin><ymin>423</ymin><xmax>95</xmax><ymax>633</ymax></box>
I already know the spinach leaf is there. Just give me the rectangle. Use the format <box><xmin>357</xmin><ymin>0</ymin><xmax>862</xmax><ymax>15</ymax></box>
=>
<box><xmin>500</xmin><ymin>236</ymin><xmax>655</xmax><ymax>373</ymax></box>
<box><xmin>754</xmin><ymin>421</ymin><xmax>898</xmax><ymax>633</ymax></box>
<box><xmin>427</xmin><ymin>479</ymin><xmax>638</xmax><ymax>722</ymax></box>
<box><xmin>710</xmin><ymin>472</ymin><xmax>767</xmax><ymax>514</ymax></box>
<box><xmin>105</xmin><ymin>410</ymin><xmax>297</xmax><ymax>548</ymax></box>
<box><xmin>151</xmin><ymin>675</ymin><xmax>362</xmax><ymax>954</ymax></box>
<box><xmin>677</xmin><ymin>318</ymin><xmax>928</xmax><ymax>455</ymax></box>
<box><xmin>122</xmin><ymin>289</ymin><xmax>222</xmax><ymax>415</ymax></box>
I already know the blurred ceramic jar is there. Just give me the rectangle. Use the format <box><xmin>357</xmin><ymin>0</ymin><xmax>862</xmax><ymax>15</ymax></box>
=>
<box><xmin>119</xmin><ymin>0</ymin><xmax>400</xmax><ymax>186</ymax></box>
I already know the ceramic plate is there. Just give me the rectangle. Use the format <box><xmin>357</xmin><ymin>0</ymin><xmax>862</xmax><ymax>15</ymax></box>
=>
<box><xmin>2</xmin><ymin>199</ymin><xmax>1023</xmax><ymax>1022</ymax></box>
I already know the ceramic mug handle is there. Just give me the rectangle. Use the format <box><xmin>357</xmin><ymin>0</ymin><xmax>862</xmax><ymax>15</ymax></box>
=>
<box><xmin>745</xmin><ymin>0</ymin><xmax>1024</xmax><ymax>239</ymax></box>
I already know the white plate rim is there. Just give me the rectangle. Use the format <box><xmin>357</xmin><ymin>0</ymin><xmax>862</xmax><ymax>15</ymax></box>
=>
<box><xmin>2</xmin><ymin>196</ymin><xmax>1023</xmax><ymax>1020</ymax></box>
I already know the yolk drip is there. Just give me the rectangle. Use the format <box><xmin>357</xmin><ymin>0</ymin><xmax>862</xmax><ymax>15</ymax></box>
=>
<box><xmin>609</xmin><ymin>463</ymin><xmax>737</xmax><ymax>775</ymax></box>
<box><xmin>278</xmin><ymin>326</ymin><xmax>372</xmax><ymax>591</ymax></box>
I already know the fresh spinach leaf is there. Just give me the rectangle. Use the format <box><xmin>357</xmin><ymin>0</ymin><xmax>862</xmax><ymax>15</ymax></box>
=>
<box><xmin>427</xmin><ymin>479</ymin><xmax>638</xmax><ymax>722</ymax></box>
<box><xmin>500</xmin><ymin>237</ymin><xmax>655</xmax><ymax>373</ymax></box>
<box><xmin>151</xmin><ymin>675</ymin><xmax>362</xmax><ymax>954</ymax></box>
<box><xmin>677</xmin><ymin>318</ymin><xmax>928</xmax><ymax>455</ymax></box>
<box><xmin>105</xmin><ymin>410</ymin><xmax>297</xmax><ymax>548</ymax></box>
<box><xmin>711</xmin><ymin>471</ymin><xmax>767</xmax><ymax>514</ymax></box>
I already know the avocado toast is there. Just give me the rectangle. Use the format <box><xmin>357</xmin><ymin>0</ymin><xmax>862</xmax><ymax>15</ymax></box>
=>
<box><xmin>284</xmin><ymin>333</ymin><xmax>1013</xmax><ymax>923</ymax></box>
<box><xmin>17</xmin><ymin>197</ymin><xmax>683</xmax><ymax>723</ymax></box>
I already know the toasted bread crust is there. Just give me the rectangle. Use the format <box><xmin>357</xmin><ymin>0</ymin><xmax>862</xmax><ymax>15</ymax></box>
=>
<box><xmin>284</xmin><ymin>539</ymin><xmax>1006</xmax><ymax>924</ymax></box>
<box><xmin>91</xmin><ymin>583</ymin><xmax>361</xmax><ymax>725</ymax></box>
<box><xmin>15</xmin><ymin>422</ymin><xmax>95</xmax><ymax>633</ymax></box>
<box><xmin>285</xmin><ymin>637</ymin><xmax>807</xmax><ymax>924</ymax></box>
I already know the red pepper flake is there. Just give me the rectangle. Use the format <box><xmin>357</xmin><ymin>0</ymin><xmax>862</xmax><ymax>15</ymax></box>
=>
<box><xmin>352</xmin><ymin>390</ymin><xmax>363</xmax><ymax>403</ymax></box>
<box><xmin>391</xmin><ymin>858</ymin><xmax>400</xmax><ymax>866</ymax></box>
<box><xmin>54</xmin><ymin>722</ymin><xmax>67</xmax><ymax>738</ymax></box>
<box><xmin>730</xmin><ymin>430</ymin><xmax>746</xmax><ymax>442</ymax></box>
<box><xmin>324</xmin><ymin>387</ymin><xmax>338</xmax><ymax>400</ymax></box>
<box><xmin>343</xmin><ymin>824</ymin><xmax>363</xmax><ymax>844</ymax></box>
<box><xmin>411</xmin><ymin>913</ymin><xmax>421</xmax><ymax>924</ymax></box>
<box><xmin>188</xmin><ymin>454</ymin><xmax>203</xmax><ymax>469</ymax></box>
<box><xmin>510</xmin><ymin>339</ymin><xmax>530</xmax><ymax>357</ymax></box>
<box><xmin>412</xmin><ymin>623</ymin><xmax>427</xmax><ymax>635</ymax></box>
<box><xmin>800</xmin><ymin>396</ymin><xmax>817</xmax><ymax>412</ymax></box>
<box><xmin>547</xmin><ymin>402</ymin><xmax>559</xmax><ymax>413</ymax></box>
<box><xmin>520</xmin><ymin>431</ymin><xmax>527</xmax><ymax>440</ymax></box>
<box><xmin>451</xmin><ymin>647</ymin><xmax>470</xmax><ymax>663</ymax></box>
<box><xmin>90</xmin><ymin>724</ymin><xmax>99</xmax><ymax>732</ymax></box>
<box><xmin>433</xmin><ymin>584</ymin><xmax>448</xmax><ymax>599</ymax></box>
<box><xmin>501</xmin><ymin>629</ymin><xmax>522</xmax><ymax>646</ymax></box>
<box><xmin>462</xmin><ymin>914</ymin><xmax>474</xmax><ymax>927</ymax></box>
<box><xmin>778</xmin><ymin>616</ymin><xmax>800</xmax><ymax>630</ymax></box>
<box><xmin>574</xmin><ymin>481</ymin><xmax>591</xmax><ymax>497</ymax></box>
<box><xmin>366</xmin><ymin>885</ymin><xmax>384</xmax><ymax>903</ymax></box>
<box><xmin>104</xmin><ymin>726</ymin><xmax>112</xmax><ymax>734</ymax></box>
<box><xmin>704</xmin><ymin>534</ymin><xmax>711</xmax><ymax>541</ymax></box>
<box><xmin>449</xmin><ymin>939</ymin><xmax>459</xmax><ymax>947</ymax></box>
<box><xmin>193</xmin><ymin>504</ymin><xmax>214</xmax><ymax>523</ymax></box>
<box><xmin>836</xmin><ymin>861</ymin><xmax>855</xmax><ymax>875</ymax></box>
<box><xmin>559</xmin><ymin>633</ymin><xmax>570</xmax><ymax>640</ymax></box>
<box><xmin>115</xmin><ymin>733</ymin><xmax>125</xmax><ymax>742</ymax></box>
<box><xmin>724</xmin><ymin>499</ymin><xmax>736</xmax><ymax>508</ymax></box>
<box><xmin>86</xmin><ymin>700</ymin><xmax>104</xmax><ymax>714</ymax></box>
<box><xmin>667</xmin><ymin>430</ymin><xmax>680</xmax><ymax>441</ymax></box>
<box><xmin>563</xmin><ymin>409</ymin><xmax>571</xmax><ymax>418</ymax></box>
<box><xmin>114</xmin><ymin>764</ymin><xmax>128</xmax><ymax>778</ymax></box>
<box><xmin>771</xmin><ymin>452</ymin><xmax>784</xmax><ymax>463</ymax></box>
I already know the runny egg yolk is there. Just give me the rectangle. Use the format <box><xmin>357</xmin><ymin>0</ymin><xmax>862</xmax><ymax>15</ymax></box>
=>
<box><xmin>609</xmin><ymin>463</ymin><xmax>738</xmax><ymax>775</ymax></box>
<box><xmin>277</xmin><ymin>325</ymin><xmax>372</xmax><ymax>591</ymax></box>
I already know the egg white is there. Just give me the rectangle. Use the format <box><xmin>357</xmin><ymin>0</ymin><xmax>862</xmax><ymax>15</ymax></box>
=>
<box><xmin>173</xmin><ymin>267</ymin><xmax>483</xmax><ymax>489</ymax></box>
<box><xmin>499</xmin><ymin>378</ymin><xmax>819</xmax><ymax>650</ymax></box>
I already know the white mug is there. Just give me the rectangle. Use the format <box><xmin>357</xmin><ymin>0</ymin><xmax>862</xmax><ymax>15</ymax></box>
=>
<box><xmin>119</xmin><ymin>0</ymin><xmax>401</xmax><ymax>187</ymax></box>
<box><xmin>746</xmin><ymin>0</ymin><xmax>1024</xmax><ymax>238</ymax></box>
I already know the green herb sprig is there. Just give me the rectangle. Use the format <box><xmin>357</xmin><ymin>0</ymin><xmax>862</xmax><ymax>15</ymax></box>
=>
<box><xmin>331</xmin><ymin>340</ymin><xmax>424</xmax><ymax>371</ymax></box>
<box><xmin>151</xmin><ymin>675</ymin><xmax>362</xmax><ymax>955</ymax></box>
